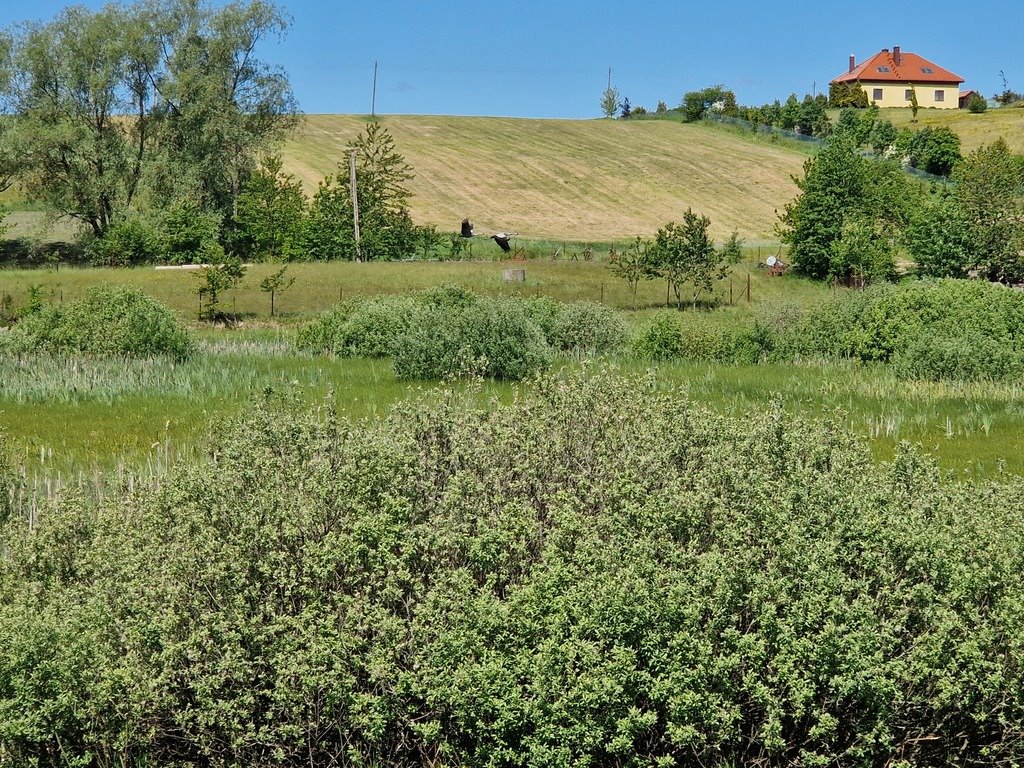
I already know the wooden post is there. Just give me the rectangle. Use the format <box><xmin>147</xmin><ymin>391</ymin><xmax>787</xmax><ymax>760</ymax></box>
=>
<box><xmin>666</xmin><ymin>278</ymin><xmax>670</xmax><ymax>308</ymax></box>
<box><xmin>349</xmin><ymin>150</ymin><xmax>362</xmax><ymax>262</ymax></box>
<box><xmin>746</xmin><ymin>273</ymin><xmax>751</xmax><ymax>303</ymax></box>
<box><xmin>600</xmin><ymin>282</ymin><xmax>604</xmax><ymax>303</ymax></box>
<box><xmin>729</xmin><ymin>279</ymin><xmax>733</xmax><ymax>306</ymax></box>
<box><xmin>339</xmin><ymin>286</ymin><xmax>344</xmax><ymax>302</ymax></box>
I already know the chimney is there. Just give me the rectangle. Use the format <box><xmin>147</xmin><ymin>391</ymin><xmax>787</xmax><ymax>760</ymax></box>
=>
<box><xmin>849</xmin><ymin>54</ymin><xmax>856</xmax><ymax>72</ymax></box>
<box><xmin>893</xmin><ymin>45</ymin><xmax>902</xmax><ymax>65</ymax></box>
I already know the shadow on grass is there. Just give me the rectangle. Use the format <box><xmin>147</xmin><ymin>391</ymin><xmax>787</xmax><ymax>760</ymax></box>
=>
<box><xmin>0</xmin><ymin>238</ymin><xmax>89</xmax><ymax>269</ymax></box>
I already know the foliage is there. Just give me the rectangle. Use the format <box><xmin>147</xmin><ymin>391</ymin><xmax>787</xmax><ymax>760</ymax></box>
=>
<box><xmin>968</xmin><ymin>92</ymin><xmax>988</xmax><ymax>113</ymax></box>
<box><xmin>5</xmin><ymin>370</ymin><xmax>1024</xmax><ymax>766</ymax></box>
<box><xmin>85</xmin><ymin>213</ymin><xmax>166</xmax><ymax>266</ymax></box>
<box><xmin>778</xmin><ymin>137</ymin><xmax>916</xmax><ymax>281</ymax></box>
<box><xmin>680</xmin><ymin>85</ymin><xmax>734</xmax><ymax>122</ymax></box>
<box><xmin>196</xmin><ymin>251</ymin><xmax>246</xmax><ymax>321</ymax></box>
<box><xmin>647</xmin><ymin>210</ymin><xmax>736</xmax><ymax>309</ymax></box>
<box><xmin>829</xmin><ymin>216</ymin><xmax>896</xmax><ymax>282</ymax></box>
<box><xmin>258</xmin><ymin>265</ymin><xmax>295</xmax><ymax>316</ymax></box>
<box><xmin>828</xmin><ymin>81</ymin><xmax>868</xmax><ymax>108</ymax></box>
<box><xmin>2</xmin><ymin>286</ymin><xmax>193</xmax><ymax>358</ymax></box>
<box><xmin>231</xmin><ymin>155</ymin><xmax>307</xmax><ymax>261</ymax></box>
<box><xmin>544</xmin><ymin>301</ymin><xmax>628</xmax><ymax>357</ymax></box>
<box><xmin>951</xmin><ymin>139</ymin><xmax>1024</xmax><ymax>282</ymax></box>
<box><xmin>393</xmin><ymin>298</ymin><xmax>551</xmax><ymax>380</ymax></box>
<box><xmin>162</xmin><ymin>200</ymin><xmax>224</xmax><ymax>265</ymax></box>
<box><xmin>904</xmin><ymin>189</ymin><xmax>975</xmax><ymax>277</ymax></box>
<box><xmin>0</xmin><ymin>0</ymin><xmax>298</xmax><ymax>236</ymax></box>
<box><xmin>607</xmin><ymin>237</ymin><xmax>650</xmax><ymax>308</ymax></box>
<box><xmin>906</xmin><ymin>126</ymin><xmax>962</xmax><ymax>176</ymax></box>
<box><xmin>630</xmin><ymin>313</ymin><xmax>686</xmax><ymax>360</ymax></box>
<box><xmin>303</xmin><ymin>123</ymin><xmax>427</xmax><ymax>261</ymax></box>
<box><xmin>783</xmin><ymin>279</ymin><xmax>1024</xmax><ymax>380</ymax></box>
<box><xmin>869</xmin><ymin>119</ymin><xmax>898</xmax><ymax>155</ymax></box>
<box><xmin>909</xmin><ymin>83</ymin><xmax>919</xmax><ymax>120</ymax></box>
<box><xmin>295</xmin><ymin>294</ymin><xmax>418</xmax><ymax>358</ymax></box>
<box><xmin>601</xmin><ymin>84</ymin><xmax>620</xmax><ymax>118</ymax></box>
<box><xmin>618</xmin><ymin>96</ymin><xmax>631</xmax><ymax>118</ymax></box>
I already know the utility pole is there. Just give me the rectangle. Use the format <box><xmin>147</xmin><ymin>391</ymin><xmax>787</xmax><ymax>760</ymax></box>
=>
<box><xmin>607</xmin><ymin>66</ymin><xmax>612</xmax><ymax>92</ymax></box>
<box><xmin>348</xmin><ymin>150</ymin><xmax>362</xmax><ymax>262</ymax></box>
<box><xmin>371</xmin><ymin>61</ymin><xmax>378</xmax><ymax>117</ymax></box>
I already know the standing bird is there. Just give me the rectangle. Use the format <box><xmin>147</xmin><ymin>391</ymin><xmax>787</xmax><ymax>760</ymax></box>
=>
<box><xmin>491</xmin><ymin>232</ymin><xmax>517</xmax><ymax>253</ymax></box>
<box><xmin>460</xmin><ymin>218</ymin><xmax>474</xmax><ymax>238</ymax></box>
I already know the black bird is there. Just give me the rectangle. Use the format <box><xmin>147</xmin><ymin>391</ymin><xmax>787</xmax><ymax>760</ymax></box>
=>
<box><xmin>491</xmin><ymin>232</ymin><xmax>517</xmax><ymax>252</ymax></box>
<box><xmin>460</xmin><ymin>218</ymin><xmax>474</xmax><ymax>238</ymax></box>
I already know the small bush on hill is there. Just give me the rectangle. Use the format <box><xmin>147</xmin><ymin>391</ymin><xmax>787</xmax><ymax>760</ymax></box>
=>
<box><xmin>393</xmin><ymin>299</ymin><xmax>551</xmax><ymax>381</ymax></box>
<box><xmin>2</xmin><ymin>287</ymin><xmax>193</xmax><ymax>359</ymax></box>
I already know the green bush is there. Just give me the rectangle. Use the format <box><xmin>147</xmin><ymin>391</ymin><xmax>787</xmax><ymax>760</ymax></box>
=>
<box><xmin>632</xmin><ymin>313</ymin><xmax>769</xmax><ymax>364</ymax></box>
<box><xmin>87</xmin><ymin>215</ymin><xmax>167</xmax><ymax>266</ymax></box>
<box><xmin>3</xmin><ymin>371</ymin><xmax>1024</xmax><ymax>766</ymax></box>
<box><xmin>781</xmin><ymin>279</ymin><xmax>1024</xmax><ymax>379</ymax></box>
<box><xmin>393</xmin><ymin>298</ymin><xmax>551</xmax><ymax>380</ymax></box>
<box><xmin>295</xmin><ymin>295</ymin><xmax>416</xmax><ymax>357</ymax></box>
<box><xmin>3</xmin><ymin>287</ymin><xmax>193</xmax><ymax>359</ymax></box>
<box><xmin>631</xmin><ymin>314</ymin><xmax>686</xmax><ymax>361</ymax></box>
<box><xmin>545</xmin><ymin>301</ymin><xmax>628</xmax><ymax>357</ymax></box>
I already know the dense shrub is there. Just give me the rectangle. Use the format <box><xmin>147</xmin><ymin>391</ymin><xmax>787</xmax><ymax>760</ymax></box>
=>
<box><xmin>87</xmin><ymin>215</ymin><xmax>167</xmax><ymax>266</ymax></box>
<box><xmin>3</xmin><ymin>371</ymin><xmax>1024</xmax><ymax>766</ymax></box>
<box><xmin>1</xmin><ymin>287</ymin><xmax>193</xmax><ymax>359</ymax></box>
<box><xmin>780</xmin><ymin>279</ymin><xmax>1024</xmax><ymax>379</ymax></box>
<box><xmin>393</xmin><ymin>298</ymin><xmax>551</xmax><ymax>380</ymax></box>
<box><xmin>545</xmin><ymin>301</ymin><xmax>628</xmax><ymax>357</ymax></box>
<box><xmin>295</xmin><ymin>295</ymin><xmax>416</xmax><ymax>357</ymax></box>
<box><xmin>632</xmin><ymin>313</ymin><xmax>768</xmax><ymax>364</ymax></box>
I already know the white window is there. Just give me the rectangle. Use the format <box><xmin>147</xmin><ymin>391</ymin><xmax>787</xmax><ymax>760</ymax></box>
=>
<box><xmin>905</xmin><ymin>89</ymin><xmax>913</xmax><ymax>101</ymax></box>
<box><xmin>873</xmin><ymin>88</ymin><xmax>883</xmax><ymax>101</ymax></box>
<box><xmin>935</xmin><ymin>90</ymin><xmax>944</xmax><ymax>102</ymax></box>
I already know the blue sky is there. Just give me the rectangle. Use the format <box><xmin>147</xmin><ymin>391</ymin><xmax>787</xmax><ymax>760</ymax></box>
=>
<box><xmin>5</xmin><ymin>0</ymin><xmax>1022</xmax><ymax>117</ymax></box>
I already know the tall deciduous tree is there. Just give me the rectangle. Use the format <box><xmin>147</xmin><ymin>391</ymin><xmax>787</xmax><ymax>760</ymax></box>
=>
<box><xmin>0</xmin><ymin>0</ymin><xmax>298</xmax><ymax>237</ymax></box>
<box><xmin>231</xmin><ymin>155</ymin><xmax>306</xmax><ymax>261</ymax></box>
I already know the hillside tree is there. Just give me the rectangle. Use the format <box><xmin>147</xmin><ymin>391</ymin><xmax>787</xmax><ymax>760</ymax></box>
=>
<box><xmin>648</xmin><ymin>209</ymin><xmax>735</xmax><ymax>309</ymax></box>
<box><xmin>601</xmin><ymin>85</ymin><xmax>620</xmax><ymax>118</ymax></box>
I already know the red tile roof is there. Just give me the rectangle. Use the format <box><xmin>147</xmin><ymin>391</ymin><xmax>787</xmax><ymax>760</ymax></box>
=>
<box><xmin>831</xmin><ymin>49</ymin><xmax>964</xmax><ymax>85</ymax></box>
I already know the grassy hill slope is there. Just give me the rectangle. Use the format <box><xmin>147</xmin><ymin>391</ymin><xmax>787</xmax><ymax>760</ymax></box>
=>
<box><xmin>281</xmin><ymin>115</ymin><xmax>807</xmax><ymax>241</ymax></box>
<box><xmin>878</xmin><ymin>106</ymin><xmax>1024</xmax><ymax>153</ymax></box>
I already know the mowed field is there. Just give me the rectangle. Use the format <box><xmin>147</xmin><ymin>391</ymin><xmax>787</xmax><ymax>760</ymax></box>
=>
<box><xmin>877</xmin><ymin>105</ymin><xmax>1024</xmax><ymax>153</ymax></box>
<box><xmin>281</xmin><ymin>115</ymin><xmax>807</xmax><ymax>241</ymax></box>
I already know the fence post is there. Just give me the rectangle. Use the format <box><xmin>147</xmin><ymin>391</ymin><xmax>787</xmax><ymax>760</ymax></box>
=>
<box><xmin>600</xmin><ymin>282</ymin><xmax>604</xmax><ymax>303</ymax></box>
<box><xmin>747</xmin><ymin>273</ymin><xmax>751</xmax><ymax>303</ymax></box>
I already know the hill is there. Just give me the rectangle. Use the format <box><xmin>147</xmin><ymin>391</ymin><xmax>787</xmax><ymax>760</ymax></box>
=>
<box><xmin>280</xmin><ymin>115</ymin><xmax>807</xmax><ymax>242</ymax></box>
<box><xmin>877</xmin><ymin>105</ymin><xmax>1024</xmax><ymax>153</ymax></box>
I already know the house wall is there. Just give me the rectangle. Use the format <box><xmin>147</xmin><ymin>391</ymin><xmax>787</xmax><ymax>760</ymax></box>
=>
<box><xmin>858</xmin><ymin>81</ymin><xmax>960</xmax><ymax>109</ymax></box>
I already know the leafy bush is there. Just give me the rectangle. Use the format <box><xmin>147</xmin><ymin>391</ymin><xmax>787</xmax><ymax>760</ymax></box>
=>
<box><xmin>631</xmin><ymin>313</ymin><xmax>686</xmax><ymax>361</ymax></box>
<box><xmin>545</xmin><ymin>301</ymin><xmax>628</xmax><ymax>357</ymax></box>
<box><xmin>781</xmin><ymin>279</ymin><xmax>1024</xmax><ymax>379</ymax></box>
<box><xmin>393</xmin><ymin>298</ymin><xmax>551</xmax><ymax>380</ymax></box>
<box><xmin>296</xmin><ymin>294</ymin><xmax>416</xmax><ymax>357</ymax></box>
<box><xmin>87</xmin><ymin>215</ymin><xmax>167</xmax><ymax>266</ymax></box>
<box><xmin>2</xmin><ymin>287</ymin><xmax>193</xmax><ymax>359</ymax></box>
<box><xmin>4</xmin><ymin>371</ymin><xmax>1024</xmax><ymax>766</ymax></box>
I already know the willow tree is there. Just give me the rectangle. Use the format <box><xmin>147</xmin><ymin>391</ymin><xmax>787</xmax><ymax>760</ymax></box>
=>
<box><xmin>0</xmin><ymin>0</ymin><xmax>298</xmax><ymax>237</ymax></box>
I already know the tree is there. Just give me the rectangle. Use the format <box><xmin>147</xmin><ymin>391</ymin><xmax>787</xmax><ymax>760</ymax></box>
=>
<box><xmin>953</xmin><ymin>139</ymin><xmax>1024</xmax><ymax>282</ymax></box>
<box><xmin>647</xmin><ymin>209</ymin><xmax>730</xmax><ymax>309</ymax></box>
<box><xmin>870</xmin><ymin>120</ymin><xmax>898</xmax><ymax>155</ymax></box>
<box><xmin>829</xmin><ymin>81</ymin><xmax>868</xmax><ymax>108</ymax></box>
<box><xmin>619</xmin><ymin>97</ymin><xmax>631</xmax><ymax>118</ymax></box>
<box><xmin>778</xmin><ymin>136</ymin><xmax>916</xmax><ymax>280</ymax></box>
<box><xmin>909</xmin><ymin>84</ymin><xmax>919</xmax><ymax>121</ymax></box>
<box><xmin>608</xmin><ymin>237</ymin><xmax>649</xmax><ymax>309</ymax></box>
<box><xmin>904</xmin><ymin>189</ymin><xmax>975</xmax><ymax>278</ymax></box>
<box><xmin>680</xmin><ymin>85</ymin><xmax>733</xmax><ymax>122</ymax></box>
<box><xmin>601</xmin><ymin>85</ymin><xmax>620</xmax><ymax>118</ymax></box>
<box><xmin>259</xmin><ymin>264</ymin><xmax>294</xmax><ymax>316</ymax></box>
<box><xmin>0</xmin><ymin>0</ymin><xmax>298</xmax><ymax>237</ymax></box>
<box><xmin>196</xmin><ymin>249</ymin><xmax>245</xmax><ymax>320</ymax></box>
<box><xmin>303</xmin><ymin>123</ymin><xmax>422</xmax><ymax>261</ymax></box>
<box><xmin>967</xmin><ymin>93</ymin><xmax>987</xmax><ymax>113</ymax></box>
<box><xmin>231</xmin><ymin>155</ymin><xmax>306</xmax><ymax>261</ymax></box>
<box><xmin>907</xmin><ymin>127</ymin><xmax>961</xmax><ymax>176</ymax></box>
<box><xmin>779</xmin><ymin>94</ymin><xmax>800</xmax><ymax>130</ymax></box>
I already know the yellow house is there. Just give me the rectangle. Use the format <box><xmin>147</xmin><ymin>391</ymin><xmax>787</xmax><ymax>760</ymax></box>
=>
<box><xmin>831</xmin><ymin>46</ymin><xmax>964</xmax><ymax>109</ymax></box>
